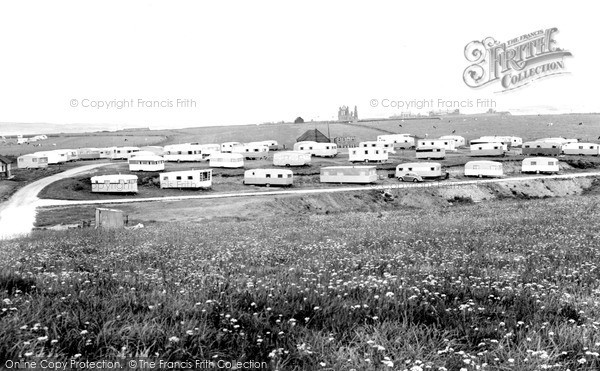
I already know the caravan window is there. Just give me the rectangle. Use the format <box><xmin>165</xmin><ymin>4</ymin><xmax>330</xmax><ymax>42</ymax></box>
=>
<box><xmin>266</xmin><ymin>174</ymin><xmax>271</xmax><ymax>178</ymax></box>
<box><xmin>287</xmin><ymin>174</ymin><xmax>292</xmax><ymax>178</ymax></box>
<box><xmin>352</xmin><ymin>150</ymin><xmax>356</xmax><ymax>154</ymax></box>
<box><xmin>364</xmin><ymin>150</ymin><xmax>368</xmax><ymax>154</ymax></box>
<box><xmin>187</xmin><ymin>176</ymin><xmax>193</xmax><ymax>180</ymax></box>
<box><xmin>530</xmin><ymin>161</ymin><xmax>537</xmax><ymax>165</ymax></box>
<box><xmin>163</xmin><ymin>176</ymin><xmax>168</xmax><ymax>180</ymax></box>
<box><xmin>277</xmin><ymin>174</ymin><xmax>283</xmax><ymax>178</ymax></box>
<box><xmin>430</xmin><ymin>167</ymin><xmax>435</xmax><ymax>171</ymax></box>
<box><xmin>408</xmin><ymin>167</ymin><xmax>413</xmax><ymax>171</ymax></box>
<box><xmin>580</xmin><ymin>146</ymin><xmax>584</xmax><ymax>149</ymax></box>
<box><xmin>176</xmin><ymin>176</ymin><xmax>182</xmax><ymax>180</ymax></box>
<box><xmin>375</xmin><ymin>150</ymin><xmax>379</xmax><ymax>154</ymax></box>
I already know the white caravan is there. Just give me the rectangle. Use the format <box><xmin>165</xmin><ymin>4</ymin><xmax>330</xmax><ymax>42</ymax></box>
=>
<box><xmin>521</xmin><ymin>157</ymin><xmax>560</xmax><ymax>174</ymax></box>
<box><xmin>464</xmin><ymin>161</ymin><xmax>503</xmax><ymax>178</ymax></box>
<box><xmin>417</xmin><ymin>139</ymin><xmax>456</xmax><ymax>152</ymax></box>
<box><xmin>377</xmin><ymin>134</ymin><xmax>415</xmax><ymax>149</ymax></box>
<box><xmin>209</xmin><ymin>152</ymin><xmax>244</xmax><ymax>168</ymax></box>
<box><xmin>128</xmin><ymin>155</ymin><xmax>165</xmax><ymax>171</ymax></box>
<box><xmin>293</xmin><ymin>141</ymin><xmax>337</xmax><ymax>157</ymax></box>
<box><xmin>273</xmin><ymin>151</ymin><xmax>311</xmax><ymax>167</ymax></box>
<box><xmin>91</xmin><ymin>174</ymin><xmax>138</xmax><ymax>193</ymax></box>
<box><xmin>17</xmin><ymin>154</ymin><xmax>49</xmax><ymax>169</ymax></box>
<box><xmin>160</xmin><ymin>169</ymin><xmax>212</xmax><ymax>189</ymax></box>
<box><xmin>163</xmin><ymin>144</ymin><xmax>210</xmax><ymax>162</ymax></box>
<box><xmin>395</xmin><ymin>162</ymin><xmax>447</xmax><ymax>179</ymax></box>
<box><xmin>349</xmin><ymin>147</ymin><xmax>389</xmax><ymax>163</ymax></box>
<box><xmin>320</xmin><ymin>166</ymin><xmax>378</xmax><ymax>184</ymax></box>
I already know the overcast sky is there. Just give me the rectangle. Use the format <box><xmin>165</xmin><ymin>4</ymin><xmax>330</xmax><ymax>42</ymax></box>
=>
<box><xmin>0</xmin><ymin>1</ymin><xmax>597</xmax><ymax>130</ymax></box>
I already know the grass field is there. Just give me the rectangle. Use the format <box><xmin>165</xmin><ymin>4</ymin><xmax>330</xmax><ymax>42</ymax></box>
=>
<box><xmin>3</xmin><ymin>195</ymin><xmax>600</xmax><ymax>369</ymax></box>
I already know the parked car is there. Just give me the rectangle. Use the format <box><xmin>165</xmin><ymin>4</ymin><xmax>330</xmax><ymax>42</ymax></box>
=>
<box><xmin>399</xmin><ymin>172</ymin><xmax>423</xmax><ymax>182</ymax></box>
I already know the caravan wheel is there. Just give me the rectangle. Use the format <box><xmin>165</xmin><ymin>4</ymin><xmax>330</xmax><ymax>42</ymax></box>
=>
<box><xmin>266</xmin><ymin>183</ymin><xmax>270</xmax><ymax>187</ymax></box>
<box><xmin>478</xmin><ymin>174</ymin><xmax>482</xmax><ymax>178</ymax></box>
<box><xmin>536</xmin><ymin>170</ymin><xmax>540</xmax><ymax>174</ymax></box>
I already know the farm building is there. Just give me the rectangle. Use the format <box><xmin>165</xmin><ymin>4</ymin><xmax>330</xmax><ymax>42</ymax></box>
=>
<box><xmin>221</xmin><ymin>142</ymin><xmax>243</xmax><ymax>153</ymax></box>
<box><xmin>273</xmin><ymin>151</ymin><xmax>311</xmax><ymax>167</ymax></box>
<box><xmin>320</xmin><ymin>166</ymin><xmax>378</xmax><ymax>184</ymax></box>
<box><xmin>349</xmin><ymin>147</ymin><xmax>389</xmax><ymax>163</ymax></box>
<box><xmin>232</xmin><ymin>143</ymin><xmax>269</xmax><ymax>160</ymax></box>
<box><xmin>415</xmin><ymin>146</ymin><xmax>445</xmax><ymax>159</ymax></box>
<box><xmin>417</xmin><ymin>139</ymin><xmax>456</xmax><ymax>152</ymax></box>
<box><xmin>243</xmin><ymin>169</ymin><xmax>293</xmax><ymax>187</ymax></box>
<box><xmin>464</xmin><ymin>161</ymin><xmax>503</xmax><ymax>178</ymax></box>
<box><xmin>128</xmin><ymin>155</ymin><xmax>165</xmax><ymax>171</ymax></box>
<box><xmin>333</xmin><ymin>136</ymin><xmax>358</xmax><ymax>148</ymax></box>
<box><xmin>296</xmin><ymin>129</ymin><xmax>330</xmax><ymax>143</ymax></box>
<box><xmin>439</xmin><ymin>135</ymin><xmax>466</xmax><ymax>147</ymax></box>
<box><xmin>293</xmin><ymin>141</ymin><xmax>337</xmax><ymax>157</ymax></box>
<box><xmin>91</xmin><ymin>174</ymin><xmax>138</xmax><ymax>193</ymax></box>
<box><xmin>522</xmin><ymin>157</ymin><xmax>559</xmax><ymax>174</ymax></box>
<box><xmin>139</xmin><ymin>146</ymin><xmax>165</xmax><ymax>155</ymax></box>
<box><xmin>469</xmin><ymin>142</ymin><xmax>505</xmax><ymax>157</ymax></box>
<box><xmin>95</xmin><ymin>208</ymin><xmax>128</xmax><ymax>229</ymax></box>
<box><xmin>163</xmin><ymin>144</ymin><xmax>209</xmax><ymax>162</ymax></box>
<box><xmin>34</xmin><ymin>151</ymin><xmax>67</xmax><ymax>164</ymax></box>
<box><xmin>396</xmin><ymin>162</ymin><xmax>446</xmax><ymax>179</ymax></box>
<box><xmin>78</xmin><ymin>148</ymin><xmax>101</xmax><ymax>160</ymax></box>
<box><xmin>0</xmin><ymin>155</ymin><xmax>12</xmax><ymax>177</ymax></box>
<box><xmin>521</xmin><ymin>141</ymin><xmax>562</xmax><ymax>156</ymax></box>
<box><xmin>359</xmin><ymin>141</ymin><xmax>396</xmax><ymax>153</ymax></box>
<box><xmin>377</xmin><ymin>134</ymin><xmax>415</xmax><ymax>149</ymax></box>
<box><xmin>209</xmin><ymin>152</ymin><xmax>244</xmax><ymax>168</ymax></box>
<box><xmin>160</xmin><ymin>169</ymin><xmax>212</xmax><ymax>189</ymax></box>
<box><xmin>561</xmin><ymin>142</ymin><xmax>600</xmax><ymax>156</ymax></box>
<box><xmin>109</xmin><ymin>147</ymin><xmax>140</xmax><ymax>160</ymax></box>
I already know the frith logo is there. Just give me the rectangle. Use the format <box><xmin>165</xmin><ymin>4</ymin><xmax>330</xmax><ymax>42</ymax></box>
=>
<box><xmin>463</xmin><ymin>28</ymin><xmax>572</xmax><ymax>92</ymax></box>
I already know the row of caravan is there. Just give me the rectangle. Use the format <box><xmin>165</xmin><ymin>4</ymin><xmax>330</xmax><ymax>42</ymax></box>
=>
<box><xmin>395</xmin><ymin>157</ymin><xmax>559</xmax><ymax>180</ymax></box>
<box><xmin>91</xmin><ymin>170</ymin><xmax>214</xmax><ymax>193</ymax></box>
<box><xmin>17</xmin><ymin>146</ymin><xmax>146</xmax><ymax>169</ymax></box>
<box><xmin>90</xmin><ymin>157</ymin><xmax>562</xmax><ymax>195</ymax></box>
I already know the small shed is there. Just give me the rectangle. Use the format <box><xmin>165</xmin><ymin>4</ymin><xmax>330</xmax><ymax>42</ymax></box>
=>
<box><xmin>0</xmin><ymin>155</ymin><xmax>12</xmax><ymax>177</ymax></box>
<box><xmin>95</xmin><ymin>208</ymin><xmax>128</xmax><ymax>229</ymax></box>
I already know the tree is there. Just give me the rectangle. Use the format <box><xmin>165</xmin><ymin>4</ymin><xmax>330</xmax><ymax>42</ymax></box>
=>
<box><xmin>294</xmin><ymin>117</ymin><xmax>304</xmax><ymax>124</ymax></box>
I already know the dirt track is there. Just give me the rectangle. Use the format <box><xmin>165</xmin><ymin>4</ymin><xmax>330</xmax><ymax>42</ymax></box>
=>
<box><xmin>0</xmin><ymin>163</ymin><xmax>109</xmax><ymax>239</ymax></box>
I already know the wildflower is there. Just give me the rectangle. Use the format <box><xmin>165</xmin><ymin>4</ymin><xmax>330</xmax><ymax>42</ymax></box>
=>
<box><xmin>168</xmin><ymin>336</ymin><xmax>180</xmax><ymax>343</ymax></box>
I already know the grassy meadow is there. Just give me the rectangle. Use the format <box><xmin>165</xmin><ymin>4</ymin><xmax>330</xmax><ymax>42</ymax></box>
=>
<box><xmin>2</xmin><ymin>195</ymin><xmax>600</xmax><ymax>370</ymax></box>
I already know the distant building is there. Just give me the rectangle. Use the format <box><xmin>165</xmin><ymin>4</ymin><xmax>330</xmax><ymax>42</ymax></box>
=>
<box><xmin>296</xmin><ymin>129</ymin><xmax>331</xmax><ymax>143</ymax></box>
<box><xmin>0</xmin><ymin>155</ymin><xmax>12</xmax><ymax>178</ymax></box>
<box><xmin>338</xmin><ymin>105</ymin><xmax>358</xmax><ymax>122</ymax></box>
<box><xmin>334</xmin><ymin>136</ymin><xmax>358</xmax><ymax>148</ymax></box>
